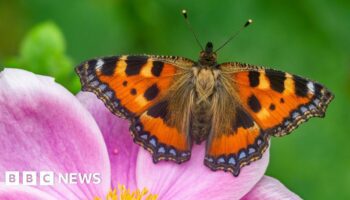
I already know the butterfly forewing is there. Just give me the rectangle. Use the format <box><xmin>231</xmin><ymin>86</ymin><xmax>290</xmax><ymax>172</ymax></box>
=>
<box><xmin>223</xmin><ymin>62</ymin><xmax>334</xmax><ymax>136</ymax></box>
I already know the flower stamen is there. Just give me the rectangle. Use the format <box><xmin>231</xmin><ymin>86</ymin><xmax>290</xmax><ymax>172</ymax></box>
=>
<box><xmin>94</xmin><ymin>184</ymin><xmax>158</xmax><ymax>200</ymax></box>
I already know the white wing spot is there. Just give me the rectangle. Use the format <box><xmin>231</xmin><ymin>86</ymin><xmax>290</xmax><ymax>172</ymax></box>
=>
<box><xmin>96</xmin><ymin>59</ymin><xmax>104</xmax><ymax>69</ymax></box>
<box><xmin>307</xmin><ymin>82</ymin><xmax>315</xmax><ymax>93</ymax></box>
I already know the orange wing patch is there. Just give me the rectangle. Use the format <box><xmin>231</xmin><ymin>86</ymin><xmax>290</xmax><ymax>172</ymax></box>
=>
<box><xmin>207</xmin><ymin>126</ymin><xmax>260</xmax><ymax>157</ymax></box>
<box><xmin>131</xmin><ymin>101</ymin><xmax>192</xmax><ymax>163</ymax></box>
<box><xmin>76</xmin><ymin>55</ymin><xmax>181</xmax><ymax>118</ymax></box>
<box><xmin>231</xmin><ymin>67</ymin><xmax>334</xmax><ymax>136</ymax></box>
<box><xmin>205</xmin><ymin>106</ymin><xmax>269</xmax><ymax>176</ymax></box>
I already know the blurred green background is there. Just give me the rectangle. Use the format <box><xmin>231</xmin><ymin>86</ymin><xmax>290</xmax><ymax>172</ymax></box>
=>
<box><xmin>1</xmin><ymin>0</ymin><xmax>349</xmax><ymax>199</ymax></box>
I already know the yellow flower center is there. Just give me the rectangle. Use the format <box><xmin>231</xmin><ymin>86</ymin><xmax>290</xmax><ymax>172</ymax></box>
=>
<box><xmin>94</xmin><ymin>184</ymin><xmax>158</xmax><ymax>200</ymax></box>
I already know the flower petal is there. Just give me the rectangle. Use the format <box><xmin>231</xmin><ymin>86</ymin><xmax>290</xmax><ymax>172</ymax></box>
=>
<box><xmin>0</xmin><ymin>184</ymin><xmax>56</xmax><ymax>200</ymax></box>
<box><xmin>136</xmin><ymin>143</ymin><xmax>269</xmax><ymax>200</ymax></box>
<box><xmin>0</xmin><ymin>69</ymin><xmax>110</xmax><ymax>199</ymax></box>
<box><xmin>77</xmin><ymin>92</ymin><xmax>138</xmax><ymax>190</ymax></box>
<box><xmin>242</xmin><ymin>176</ymin><xmax>301</xmax><ymax>200</ymax></box>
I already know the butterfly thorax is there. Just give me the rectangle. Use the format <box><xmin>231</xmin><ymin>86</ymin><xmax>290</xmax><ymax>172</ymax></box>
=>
<box><xmin>193</xmin><ymin>67</ymin><xmax>217</xmax><ymax>102</ymax></box>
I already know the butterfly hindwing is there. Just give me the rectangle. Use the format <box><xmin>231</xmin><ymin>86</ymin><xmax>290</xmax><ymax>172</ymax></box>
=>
<box><xmin>131</xmin><ymin>100</ymin><xmax>192</xmax><ymax>163</ymax></box>
<box><xmin>76</xmin><ymin>55</ymin><xmax>195</xmax><ymax>163</ymax></box>
<box><xmin>205</xmin><ymin>106</ymin><xmax>269</xmax><ymax>176</ymax></box>
<box><xmin>222</xmin><ymin>62</ymin><xmax>334</xmax><ymax>136</ymax></box>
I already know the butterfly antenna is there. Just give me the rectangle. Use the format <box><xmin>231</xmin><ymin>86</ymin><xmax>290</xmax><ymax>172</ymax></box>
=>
<box><xmin>214</xmin><ymin>19</ymin><xmax>253</xmax><ymax>53</ymax></box>
<box><xmin>182</xmin><ymin>9</ymin><xmax>204</xmax><ymax>51</ymax></box>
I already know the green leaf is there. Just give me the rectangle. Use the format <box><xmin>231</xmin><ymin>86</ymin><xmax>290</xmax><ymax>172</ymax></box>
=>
<box><xmin>5</xmin><ymin>22</ymin><xmax>79</xmax><ymax>92</ymax></box>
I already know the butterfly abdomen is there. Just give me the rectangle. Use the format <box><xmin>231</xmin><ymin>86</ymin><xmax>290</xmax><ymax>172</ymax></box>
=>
<box><xmin>191</xmin><ymin>101</ymin><xmax>212</xmax><ymax>144</ymax></box>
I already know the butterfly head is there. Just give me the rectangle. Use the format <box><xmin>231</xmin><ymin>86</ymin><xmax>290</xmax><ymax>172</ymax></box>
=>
<box><xmin>199</xmin><ymin>42</ymin><xmax>217</xmax><ymax>66</ymax></box>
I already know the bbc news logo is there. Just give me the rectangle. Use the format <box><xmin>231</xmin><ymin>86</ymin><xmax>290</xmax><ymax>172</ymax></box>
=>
<box><xmin>5</xmin><ymin>171</ymin><xmax>101</xmax><ymax>186</ymax></box>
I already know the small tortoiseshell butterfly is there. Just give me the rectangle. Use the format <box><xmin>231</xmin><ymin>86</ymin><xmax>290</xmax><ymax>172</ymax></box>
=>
<box><xmin>75</xmin><ymin>14</ymin><xmax>334</xmax><ymax>176</ymax></box>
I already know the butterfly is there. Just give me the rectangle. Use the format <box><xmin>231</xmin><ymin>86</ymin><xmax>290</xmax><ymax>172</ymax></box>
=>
<box><xmin>75</xmin><ymin>25</ymin><xmax>333</xmax><ymax>176</ymax></box>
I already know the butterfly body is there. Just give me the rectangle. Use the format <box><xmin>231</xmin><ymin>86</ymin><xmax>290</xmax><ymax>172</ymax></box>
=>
<box><xmin>176</xmin><ymin>42</ymin><xmax>238</xmax><ymax>144</ymax></box>
<box><xmin>76</xmin><ymin>42</ymin><xmax>333</xmax><ymax>176</ymax></box>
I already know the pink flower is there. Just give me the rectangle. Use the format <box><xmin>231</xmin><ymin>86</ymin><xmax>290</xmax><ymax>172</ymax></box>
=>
<box><xmin>0</xmin><ymin>69</ymin><xmax>301</xmax><ymax>199</ymax></box>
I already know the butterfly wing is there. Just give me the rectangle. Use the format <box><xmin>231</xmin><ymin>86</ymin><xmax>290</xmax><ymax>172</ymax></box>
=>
<box><xmin>205</xmin><ymin>106</ymin><xmax>269</xmax><ymax>176</ymax></box>
<box><xmin>131</xmin><ymin>100</ymin><xmax>192</xmax><ymax>163</ymax></box>
<box><xmin>225</xmin><ymin>62</ymin><xmax>334</xmax><ymax>136</ymax></box>
<box><xmin>205</xmin><ymin>62</ymin><xmax>333</xmax><ymax>176</ymax></box>
<box><xmin>76</xmin><ymin>55</ymin><xmax>195</xmax><ymax>163</ymax></box>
